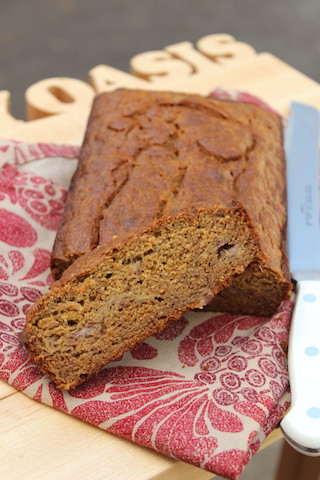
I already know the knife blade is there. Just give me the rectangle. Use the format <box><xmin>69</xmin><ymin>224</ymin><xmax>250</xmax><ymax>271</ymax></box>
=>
<box><xmin>280</xmin><ymin>101</ymin><xmax>320</xmax><ymax>456</ymax></box>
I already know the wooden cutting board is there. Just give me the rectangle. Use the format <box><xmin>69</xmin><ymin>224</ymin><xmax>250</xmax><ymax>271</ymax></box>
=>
<box><xmin>1</xmin><ymin>34</ymin><xmax>319</xmax><ymax>480</ymax></box>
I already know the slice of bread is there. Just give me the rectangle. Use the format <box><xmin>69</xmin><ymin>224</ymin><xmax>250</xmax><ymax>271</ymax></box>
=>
<box><xmin>24</xmin><ymin>205</ymin><xmax>262</xmax><ymax>389</ymax></box>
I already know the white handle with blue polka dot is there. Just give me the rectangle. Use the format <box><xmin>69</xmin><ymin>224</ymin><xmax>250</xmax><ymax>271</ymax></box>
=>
<box><xmin>281</xmin><ymin>280</ymin><xmax>320</xmax><ymax>456</ymax></box>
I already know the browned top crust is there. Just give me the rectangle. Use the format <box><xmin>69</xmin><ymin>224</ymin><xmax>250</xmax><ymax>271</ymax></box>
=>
<box><xmin>51</xmin><ymin>89</ymin><xmax>289</xmax><ymax>289</ymax></box>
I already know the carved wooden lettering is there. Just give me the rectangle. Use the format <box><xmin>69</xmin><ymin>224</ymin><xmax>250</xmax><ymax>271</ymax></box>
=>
<box><xmin>197</xmin><ymin>34</ymin><xmax>256</xmax><ymax>65</ymax></box>
<box><xmin>0</xmin><ymin>34</ymin><xmax>319</xmax><ymax>145</ymax></box>
<box><xmin>26</xmin><ymin>77</ymin><xmax>95</xmax><ymax>120</ymax></box>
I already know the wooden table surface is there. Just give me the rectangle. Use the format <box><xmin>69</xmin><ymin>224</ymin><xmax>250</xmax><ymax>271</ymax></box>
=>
<box><xmin>1</xmin><ymin>34</ymin><xmax>320</xmax><ymax>480</ymax></box>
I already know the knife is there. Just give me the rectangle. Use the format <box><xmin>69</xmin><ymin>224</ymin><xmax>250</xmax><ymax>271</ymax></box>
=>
<box><xmin>280</xmin><ymin>101</ymin><xmax>320</xmax><ymax>456</ymax></box>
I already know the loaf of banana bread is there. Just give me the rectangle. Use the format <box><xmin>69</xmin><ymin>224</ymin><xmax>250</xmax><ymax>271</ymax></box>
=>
<box><xmin>23</xmin><ymin>89</ymin><xmax>292</xmax><ymax>389</ymax></box>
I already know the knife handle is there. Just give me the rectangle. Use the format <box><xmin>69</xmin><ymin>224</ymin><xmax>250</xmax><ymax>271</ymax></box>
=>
<box><xmin>281</xmin><ymin>280</ymin><xmax>320</xmax><ymax>455</ymax></box>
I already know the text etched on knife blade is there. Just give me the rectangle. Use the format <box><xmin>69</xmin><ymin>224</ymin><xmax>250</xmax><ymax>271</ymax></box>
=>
<box><xmin>301</xmin><ymin>184</ymin><xmax>313</xmax><ymax>227</ymax></box>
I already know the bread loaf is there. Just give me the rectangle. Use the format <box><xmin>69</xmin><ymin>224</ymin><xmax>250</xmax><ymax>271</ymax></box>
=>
<box><xmin>23</xmin><ymin>89</ymin><xmax>292</xmax><ymax>389</ymax></box>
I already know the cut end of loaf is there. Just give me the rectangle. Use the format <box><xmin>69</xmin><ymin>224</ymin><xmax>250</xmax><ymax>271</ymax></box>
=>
<box><xmin>24</xmin><ymin>205</ymin><xmax>262</xmax><ymax>389</ymax></box>
<box><xmin>206</xmin><ymin>263</ymin><xmax>292</xmax><ymax>317</ymax></box>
